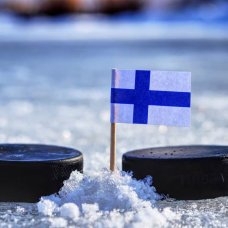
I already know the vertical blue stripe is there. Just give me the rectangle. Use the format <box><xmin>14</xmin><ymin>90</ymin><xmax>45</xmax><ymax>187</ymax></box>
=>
<box><xmin>133</xmin><ymin>70</ymin><xmax>150</xmax><ymax>124</ymax></box>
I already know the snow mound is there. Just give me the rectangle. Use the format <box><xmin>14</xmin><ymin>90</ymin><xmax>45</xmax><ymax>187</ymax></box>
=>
<box><xmin>37</xmin><ymin>170</ymin><xmax>179</xmax><ymax>227</ymax></box>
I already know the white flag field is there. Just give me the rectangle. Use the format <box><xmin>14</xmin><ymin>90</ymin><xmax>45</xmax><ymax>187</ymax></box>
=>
<box><xmin>111</xmin><ymin>69</ymin><xmax>191</xmax><ymax>127</ymax></box>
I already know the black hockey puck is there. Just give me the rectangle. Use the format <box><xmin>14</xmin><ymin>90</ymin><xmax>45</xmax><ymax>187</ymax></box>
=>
<box><xmin>0</xmin><ymin>144</ymin><xmax>83</xmax><ymax>202</ymax></box>
<box><xmin>122</xmin><ymin>145</ymin><xmax>228</xmax><ymax>200</ymax></box>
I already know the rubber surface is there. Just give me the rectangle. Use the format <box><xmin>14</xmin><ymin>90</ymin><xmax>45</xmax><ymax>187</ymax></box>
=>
<box><xmin>0</xmin><ymin>144</ymin><xmax>83</xmax><ymax>202</ymax></box>
<box><xmin>122</xmin><ymin>145</ymin><xmax>228</xmax><ymax>200</ymax></box>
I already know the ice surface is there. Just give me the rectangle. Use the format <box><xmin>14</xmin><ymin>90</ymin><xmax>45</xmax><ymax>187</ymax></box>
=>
<box><xmin>0</xmin><ymin>21</ymin><xmax>227</xmax><ymax>227</ymax></box>
<box><xmin>0</xmin><ymin>12</ymin><xmax>228</xmax><ymax>42</ymax></box>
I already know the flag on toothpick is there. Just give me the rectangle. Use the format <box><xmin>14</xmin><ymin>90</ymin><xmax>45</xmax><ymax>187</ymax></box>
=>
<box><xmin>109</xmin><ymin>69</ymin><xmax>191</xmax><ymax>171</ymax></box>
<box><xmin>111</xmin><ymin>69</ymin><xmax>191</xmax><ymax>126</ymax></box>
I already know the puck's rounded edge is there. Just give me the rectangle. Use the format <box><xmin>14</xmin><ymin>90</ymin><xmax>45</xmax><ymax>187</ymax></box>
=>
<box><xmin>0</xmin><ymin>144</ymin><xmax>83</xmax><ymax>202</ymax></box>
<box><xmin>122</xmin><ymin>145</ymin><xmax>228</xmax><ymax>200</ymax></box>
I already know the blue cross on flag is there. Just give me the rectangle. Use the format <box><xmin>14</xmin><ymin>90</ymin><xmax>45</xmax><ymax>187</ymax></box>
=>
<box><xmin>111</xmin><ymin>69</ymin><xmax>191</xmax><ymax>127</ymax></box>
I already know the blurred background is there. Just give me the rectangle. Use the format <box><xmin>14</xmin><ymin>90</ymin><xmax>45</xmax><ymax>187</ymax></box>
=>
<box><xmin>0</xmin><ymin>3</ymin><xmax>227</xmax><ymax>226</ymax></box>
<box><xmin>0</xmin><ymin>0</ymin><xmax>227</xmax><ymax>171</ymax></box>
<box><xmin>0</xmin><ymin>0</ymin><xmax>228</xmax><ymax>19</ymax></box>
<box><xmin>0</xmin><ymin>0</ymin><xmax>228</xmax><ymax>40</ymax></box>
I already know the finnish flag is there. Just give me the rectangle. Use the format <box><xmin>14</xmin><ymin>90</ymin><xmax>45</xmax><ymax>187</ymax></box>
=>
<box><xmin>111</xmin><ymin>69</ymin><xmax>191</xmax><ymax>127</ymax></box>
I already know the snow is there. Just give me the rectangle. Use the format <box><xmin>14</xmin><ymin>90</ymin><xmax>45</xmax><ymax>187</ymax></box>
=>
<box><xmin>37</xmin><ymin>170</ymin><xmax>180</xmax><ymax>227</ymax></box>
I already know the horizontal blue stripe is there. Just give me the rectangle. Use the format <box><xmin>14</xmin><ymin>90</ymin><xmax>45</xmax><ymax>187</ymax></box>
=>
<box><xmin>111</xmin><ymin>88</ymin><xmax>191</xmax><ymax>107</ymax></box>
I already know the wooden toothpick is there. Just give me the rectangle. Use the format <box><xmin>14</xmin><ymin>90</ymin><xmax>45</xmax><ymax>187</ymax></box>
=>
<box><xmin>110</xmin><ymin>123</ymin><xmax>116</xmax><ymax>171</ymax></box>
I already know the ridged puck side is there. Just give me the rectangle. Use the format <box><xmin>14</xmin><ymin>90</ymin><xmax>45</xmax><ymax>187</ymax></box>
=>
<box><xmin>122</xmin><ymin>145</ymin><xmax>228</xmax><ymax>200</ymax></box>
<box><xmin>0</xmin><ymin>144</ymin><xmax>83</xmax><ymax>202</ymax></box>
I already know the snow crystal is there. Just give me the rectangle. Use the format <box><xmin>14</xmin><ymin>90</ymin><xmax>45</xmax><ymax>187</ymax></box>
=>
<box><xmin>47</xmin><ymin>217</ymin><xmax>68</xmax><ymax>227</ymax></box>
<box><xmin>59</xmin><ymin>203</ymin><xmax>80</xmax><ymax>221</ymax></box>
<box><xmin>37</xmin><ymin>199</ymin><xmax>57</xmax><ymax>216</ymax></box>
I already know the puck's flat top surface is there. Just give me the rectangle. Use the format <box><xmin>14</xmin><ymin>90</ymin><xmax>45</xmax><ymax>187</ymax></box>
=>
<box><xmin>124</xmin><ymin>145</ymin><xmax>228</xmax><ymax>159</ymax></box>
<box><xmin>0</xmin><ymin>144</ymin><xmax>82</xmax><ymax>162</ymax></box>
